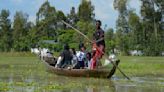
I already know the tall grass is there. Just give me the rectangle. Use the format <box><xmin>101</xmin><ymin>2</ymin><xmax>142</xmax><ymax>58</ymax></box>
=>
<box><xmin>115</xmin><ymin>56</ymin><xmax>164</xmax><ymax>77</ymax></box>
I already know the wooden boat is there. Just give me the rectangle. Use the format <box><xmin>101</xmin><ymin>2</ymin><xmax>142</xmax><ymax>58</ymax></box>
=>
<box><xmin>42</xmin><ymin>57</ymin><xmax>120</xmax><ymax>78</ymax></box>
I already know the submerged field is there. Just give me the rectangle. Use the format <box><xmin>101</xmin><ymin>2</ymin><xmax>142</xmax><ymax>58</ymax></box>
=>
<box><xmin>0</xmin><ymin>52</ymin><xmax>164</xmax><ymax>92</ymax></box>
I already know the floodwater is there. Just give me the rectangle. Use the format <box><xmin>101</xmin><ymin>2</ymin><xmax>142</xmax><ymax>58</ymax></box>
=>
<box><xmin>0</xmin><ymin>59</ymin><xmax>164</xmax><ymax>92</ymax></box>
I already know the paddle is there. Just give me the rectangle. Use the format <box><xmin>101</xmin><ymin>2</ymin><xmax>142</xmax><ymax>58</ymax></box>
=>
<box><xmin>105</xmin><ymin>55</ymin><xmax>130</xmax><ymax>80</ymax></box>
<box><xmin>61</xmin><ymin>20</ymin><xmax>130</xmax><ymax>80</ymax></box>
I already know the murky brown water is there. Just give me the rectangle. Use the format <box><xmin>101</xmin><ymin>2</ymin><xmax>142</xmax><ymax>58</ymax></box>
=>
<box><xmin>0</xmin><ymin>59</ymin><xmax>164</xmax><ymax>92</ymax></box>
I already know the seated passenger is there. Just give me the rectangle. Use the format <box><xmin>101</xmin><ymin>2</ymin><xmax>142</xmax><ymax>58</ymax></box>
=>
<box><xmin>70</xmin><ymin>48</ymin><xmax>78</xmax><ymax>69</ymax></box>
<box><xmin>86</xmin><ymin>52</ymin><xmax>92</xmax><ymax>69</ymax></box>
<box><xmin>55</xmin><ymin>44</ymin><xmax>73</xmax><ymax>68</ymax></box>
<box><xmin>76</xmin><ymin>43</ymin><xmax>86</xmax><ymax>69</ymax></box>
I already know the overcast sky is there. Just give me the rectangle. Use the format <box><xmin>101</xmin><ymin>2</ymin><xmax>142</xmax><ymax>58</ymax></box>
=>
<box><xmin>0</xmin><ymin>0</ymin><xmax>141</xmax><ymax>30</ymax></box>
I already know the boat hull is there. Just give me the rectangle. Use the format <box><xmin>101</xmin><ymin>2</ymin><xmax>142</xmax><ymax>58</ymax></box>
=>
<box><xmin>43</xmin><ymin>59</ymin><xmax>119</xmax><ymax>78</ymax></box>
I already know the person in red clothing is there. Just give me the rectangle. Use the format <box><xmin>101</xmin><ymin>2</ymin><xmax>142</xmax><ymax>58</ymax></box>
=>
<box><xmin>91</xmin><ymin>20</ymin><xmax>105</xmax><ymax>69</ymax></box>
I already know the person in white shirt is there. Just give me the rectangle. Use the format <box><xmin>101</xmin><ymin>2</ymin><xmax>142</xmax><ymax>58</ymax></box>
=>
<box><xmin>76</xmin><ymin>43</ymin><xmax>86</xmax><ymax>68</ymax></box>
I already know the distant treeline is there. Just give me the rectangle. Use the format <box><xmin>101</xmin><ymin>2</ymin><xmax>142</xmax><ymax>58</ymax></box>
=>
<box><xmin>0</xmin><ymin>0</ymin><xmax>163</xmax><ymax>56</ymax></box>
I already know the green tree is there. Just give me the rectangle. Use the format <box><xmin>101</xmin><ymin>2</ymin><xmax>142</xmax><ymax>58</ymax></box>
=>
<box><xmin>78</xmin><ymin>0</ymin><xmax>95</xmax><ymax>22</ymax></box>
<box><xmin>55</xmin><ymin>29</ymin><xmax>79</xmax><ymax>51</ymax></box>
<box><xmin>114</xmin><ymin>0</ymin><xmax>130</xmax><ymax>55</ymax></box>
<box><xmin>75</xmin><ymin>21</ymin><xmax>95</xmax><ymax>49</ymax></box>
<box><xmin>105</xmin><ymin>28</ymin><xmax>116</xmax><ymax>54</ymax></box>
<box><xmin>56</xmin><ymin>10</ymin><xmax>66</xmax><ymax>30</ymax></box>
<box><xmin>13</xmin><ymin>11</ymin><xmax>30</xmax><ymax>51</ymax></box>
<box><xmin>36</xmin><ymin>0</ymin><xmax>57</xmax><ymax>39</ymax></box>
<box><xmin>0</xmin><ymin>10</ymin><xmax>12</xmax><ymax>52</ymax></box>
<box><xmin>128</xmin><ymin>10</ymin><xmax>143</xmax><ymax>50</ymax></box>
<box><xmin>74</xmin><ymin>0</ymin><xmax>95</xmax><ymax>48</ymax></box>
<box><xmin>58</xmin><ymin>29</ymin><xmax>75</xmax><ymax>44</ymax></box>
<box><xmin>67</xmin><ymin>7</ymin><xmax>79</xmax><ymax>26</ymax></box>
<box><xmin>154</xmin><ymin>0</ymin><xmax>164</xmax><ymax>53</ymax></box>
<box><xmin>140</xmin><ymin>0</ymin><xmax>163</xmax><ymax>55</ymax></box>
<box><xmin>26</xmin><ymin>24</ymin><xmax>39</xmax><ymax>48</ymax></box>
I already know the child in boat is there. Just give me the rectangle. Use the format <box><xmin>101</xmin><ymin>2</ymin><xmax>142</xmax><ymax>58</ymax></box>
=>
<box><xmin>76</xmin><ymin>43</ymin><xmax>86</xmax><ymax>69</ymax></box>
<box><xmin>86</xmin><ymin>52</ymin><xmax>92</xmax><ymax>69</ymax></box>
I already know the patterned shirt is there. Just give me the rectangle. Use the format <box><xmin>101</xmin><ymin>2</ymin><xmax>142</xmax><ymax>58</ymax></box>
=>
<box><xmin>93</xmin><ymin>29</ymin><xmax>105</xmax><ymax>46</ymax></box>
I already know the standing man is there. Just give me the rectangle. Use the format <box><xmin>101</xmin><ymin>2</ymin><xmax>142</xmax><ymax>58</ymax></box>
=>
<box><xmin>91</xmin><ymin>20</ymin><xmax>105</xmax><ymax>69</ymax></box>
